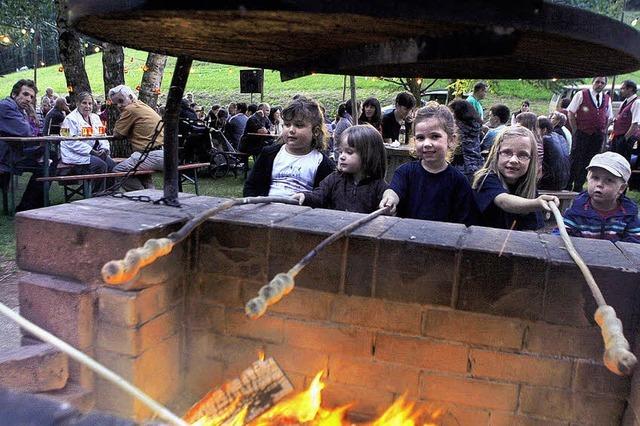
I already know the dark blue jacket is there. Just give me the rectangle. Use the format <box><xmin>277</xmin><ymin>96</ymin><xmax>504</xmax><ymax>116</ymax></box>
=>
<box><xmin>0</xmin><ymin>96</ymin><xmax>36</xmax><ymax>173</ymax></box>
<box><xmin>562</xmin><ymin>192</ymin><xmax>640</xmax><ymax>244</ymax></box>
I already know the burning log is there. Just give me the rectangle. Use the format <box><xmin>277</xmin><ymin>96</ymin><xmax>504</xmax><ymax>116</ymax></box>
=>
<box><xmin>101</xmin><ymin>196</ymin><xmax>299</xmax><ymax>286</ymax></box>
<box><xmin>550</xmin><ymin>203</ymin><xmax>637</xmax><ymax>376</ymax></box>
<box><xmin>245</xmin><ymin>206</ymin><xmax>391</xmax><ymax>319</ymax></box>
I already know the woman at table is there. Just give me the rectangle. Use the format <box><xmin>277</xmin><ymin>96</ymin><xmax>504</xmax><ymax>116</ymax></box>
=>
<box><xmin>269</xmin><ymin>106</ymin><xmax>284</xmax><ymax>136</ymax></box>
<box><xmin>60</xmin><ymin>91</ymin><xmax>115</xmax><ymax>193</ymax></box>
<box><xmin>358</xmin><ymin>97</ymin><xmax>383</xmax><ymax>134</ymax></box>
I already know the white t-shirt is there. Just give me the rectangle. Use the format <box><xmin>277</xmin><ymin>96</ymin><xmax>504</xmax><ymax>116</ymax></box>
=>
<box><xmin>269</xmin><ymin>145</ymin><xmax>323</xmax><ymax>197</ymax></box>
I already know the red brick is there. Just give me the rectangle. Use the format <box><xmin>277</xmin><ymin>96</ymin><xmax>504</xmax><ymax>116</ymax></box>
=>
<box><xmin>193</xmin><ymin>273</ymin><xmax>244</xmax><ymax>306</ymax></box>
<box><xmin>573</xmin><ymin>393</ymin><xmax>625</xmax><ymax>426</ymax></box>
<box><xmin>95</xmin><ymin>334</ymin><xmax>181</xmax><ymax>420</ymax></box>
<box><xmin>573</xmin><ymin>360</ymin><xmax>630</xmax><ymax>397</ymax></box>
<box><xmin>19</xmin><ymin>273</ymin><xmax>94</xmax><ymax>349</ymax></box>
<box><xmin>328</xmin><ymin>355</ymin><xmax>420</xmax><ymax>395</ymax></box>
<box><xmin>330</xmin><ymin>295</ymin><xmax>422</xmax><ymax>334</ymax></box>
<box><xmin>226</xmin><ymin>309</ymin><xmax>284</xmax><ymax>343</ymax></box>
<box><xmin>489</xmin><ymin>411</ymin><xmax>568</xmax><ymax>426</ymax></box>
<box><xmin>322</xmin><ymin>381</ymin><xmax>394</xmax><ymax>418</ymax></box>
<box><xmin>519</xmin><ymin>385</ymin><xmax>573</xmax><ymax>421</ymax></box>
<box><xmin>281</xmin><ymin>369</ymin><xmax>306</xmax><ymax>391</ymax></box>
<box><xmin>283</xmin><ymin>319</ymin><xmax>373</xmax><ymax>358</ymax></box>
<box><xmin>422</xmin><ymin>307</ymin><xmax>526</xmax><ymax>349</ymax></box>
<box><xmin>97</xmin><ymin>308</ymin><xmax>179</xmax><ymax>356</ymax></box>
<box><xmin>525</xmin><ymin>322</ymin><xmax>601</xmax><ymax>360</ymax></box>
<box><xmin>186</xmin><ymin>298</ymin><xmax>225</xmax><ymax>332</ymax></box>
<box><xmin>375</xmin><ymin>333</ymin><xmax>468</xmax><ymax>374</ymax></box>
<box><xmin>469</xmin><ymin>349</ymin><xmax>573</xmax><ymax>388</ymax></box>
<box><xmin>97</xmin><ymin>283</ymin><xmax>175</xmax><ymax>328</ymax></box>
<box><xmin>265</xmin><ymin>344</ymin><xmax>328</xmax><ymax>376</ymax></box>
<box><xmin>0</xmin><ymin>344</ymin><xmax>68</xmax><ymax>392</ymax></box>
<box><xmin>420</xmin><ymin>374</ymin><xmax>518</xmax><ymax>411</ymax></box>
<box><xmin>250</xmin><ymin>285</ymin><xmax>334</xmax><ymax>321</ymax></box>
<box><xmin>413</xmin><ymin>401</ymin><xmax>491</xmax><ymax>426</ymax></box>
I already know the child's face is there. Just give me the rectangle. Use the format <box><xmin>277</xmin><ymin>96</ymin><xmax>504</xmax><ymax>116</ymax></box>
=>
<box><xmin>414</xmin><ymin>118</ymin><xmax>449</xmax><ymax>172</ymax></box>
<box><xmin>283</xmin><ymin>118</ymin><xmax>314</xmax><ymax>155</ymax></box>
<box><xmin>337</xmin><ymin>139</ymin><xmax>362</xmax><ymax>176</ymax></box>
<box><xmin>497</xmin><ymin>136</ymin><xmax>532</xmax><ymax>184</ymax></box>
<box><xmin>587</xmin><ymin>168</ymin><xmax>626</xmax><ymax>208</ymax></box>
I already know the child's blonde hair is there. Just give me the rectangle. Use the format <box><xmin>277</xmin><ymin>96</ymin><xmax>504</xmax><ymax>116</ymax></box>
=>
<box><xmin>472</xmin><ymin>126</ymin><xmax>539</xmax><ymax>199</ymax></box>
<box><xmin>341</xmin><ymin>124</ymin><xmax>387</xmax><ymax>180</ymax></box>
<box><xmin>281</xmin><ymin>96</ymin><xmax>327</xmax><ymax>151</ymax></box>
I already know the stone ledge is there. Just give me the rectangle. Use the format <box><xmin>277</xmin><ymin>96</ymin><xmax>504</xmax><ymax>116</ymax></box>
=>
<box><xmin>0</xmin><ymin>343</ymin><xmax>68</xmax><ymax>392</ymax></box>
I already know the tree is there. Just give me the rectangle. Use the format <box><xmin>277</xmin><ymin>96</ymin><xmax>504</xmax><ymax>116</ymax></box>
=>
<box><xmin>138</xmin><ymin>52</ymin><xmax>167</xmax><ymax>111</ymax></box>
<box><xmin>377</xmin><ymin>77</ymin><xmax>439</xmax><ymax>102</ymax></box>
<box><xmin>54</xmin><ymin>0</ymin><xmax>90</xmax><ymax>101</ymax></box>
<box><xmin>101</xmin><ymin>42</ymin><xmax>124</xmax><ymax>97</ymax></box>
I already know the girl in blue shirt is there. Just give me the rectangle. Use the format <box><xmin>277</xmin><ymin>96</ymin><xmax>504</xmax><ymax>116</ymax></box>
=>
<box><xmin>472</xmin><ymin>126</ymin><xmax>559</xmax><ymax>230</ymax></box>
<box><xmin>379</xmin><ymin>102</ymin><xmax>478</xmax><ymax>226</ymax></box>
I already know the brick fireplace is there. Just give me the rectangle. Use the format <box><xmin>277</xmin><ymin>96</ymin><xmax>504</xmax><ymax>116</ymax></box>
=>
<box><xmin>13</xmin><ymin>190</ymin><xmax>640</xmax><ymax>425</ymax></box>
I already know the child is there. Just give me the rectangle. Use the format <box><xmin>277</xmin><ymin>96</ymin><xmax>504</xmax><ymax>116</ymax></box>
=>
<box><xmin>292</xmin><ymin>124</ymin><xmax>388</xmax><ymax>213</ymax></box>
<box><xmin>379</xmin><ymin>102</ymin><xmax>479</xmax><ymax>225</ymax></box>
<box><xmin>472</xmin><ymin>126</ymin><xmax>559</xmax><ymax>231</ymax></box>
<box><xmin>562</xmin><ymin>152</ymin><xmax>640</xmax><ymax>243</ymax></box>
<box><xmin>243</xmin><ymin>97</ymin><xmax>335</xmax><ymax>197</ymax></box>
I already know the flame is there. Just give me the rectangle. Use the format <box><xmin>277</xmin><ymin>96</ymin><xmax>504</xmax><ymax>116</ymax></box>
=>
<box><xmin>190</xmin><ymin>370</ymin><xmax>443</xmax><ymax>426</ymax></box>
<box><xmin>257</xmin><ymin>350</ymin><xmax>265</xmax><ymax>362</ymax></box>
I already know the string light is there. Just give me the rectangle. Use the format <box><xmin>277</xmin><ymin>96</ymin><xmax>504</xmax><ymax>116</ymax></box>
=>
<box><xmin>58</xmin><ymin>66</ymin><xmax>64</xmax><ymax>72</ymax></box>
<box><xmin>0</xmin><ymin>35</ymin><xmax>10</xmax><ymax>44</ymax></box>
<box><xmin>632</xmin><ymin>18</ymin><xmax>638</xmax><ymax>27</ymax></box>
<box><xmin>21</xmin><ymin>29</ymin><xmax>27</xmax><ymax>35</ymax></box>
<box><xmin>416</xmin><ymin>78</ymin><xmax>423</xmax><ymax>85</ymax></box>
<box><xmin>552</xmin><ymin>77</ymin><xmax>558</xmax><ymax>82</ymax></box>
<box><xmin>94</xmin><ymin>46</ymin><xmax>100</xmax><ymax>53</ymax></box>
<box><xmin>40</xmin><ymin>61</ymin><xmax>45</xmax><ymax>66</ymax></box>
<box><xmin>83</xmin><ymin>42</ymin><xmax>89</xmax><ymax>48</ymax></box>
<box><xmin>67</xmin><ymin>85</ymin><xmax>74</xmax><ymax>93</ymax></box>
<box><xmin>143</xmin><ymin>65</ymin><xmax>149</xmax><ymax>72</ymax></box>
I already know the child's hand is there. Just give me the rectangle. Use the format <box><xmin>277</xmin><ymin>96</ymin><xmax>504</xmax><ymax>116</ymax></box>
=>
<box><xmin>291</xmin><ymin>193</ymin><xmax>305</xmax><ymax>205</ymax></box>
<box><xmin>536</xmin><ymin>194</ymin><xmax>560</xmax><ymax>212</ymax></box>
<box><xmin>379</xmin><ymin>189</ymin><xmax>400</xmax><ymax>215</ymax></box>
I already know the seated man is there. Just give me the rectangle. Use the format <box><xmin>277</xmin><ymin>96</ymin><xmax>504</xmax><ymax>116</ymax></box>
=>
<box><xmin>239</xmin><ymin>103</ymin><xmax>272</xmax><ymax>158</ymax></box>
<box><xmin>108</xmin><ymin>85</ymin><xmax>164</xmax><ymax>191</ymax></box>
<box><xmin>480</xmin><ymin>104</ymin><xmax>510</xmax><ymax>151</ymax></box>
<box><xmin>0</xmin><ymin>79</ymin><xmax>53</xmax><ymax>211</ymax></box>
<box><xmin>382</xmin><ymin>92</ymin><xmax>416</xmax><ymax>143</ymax></box>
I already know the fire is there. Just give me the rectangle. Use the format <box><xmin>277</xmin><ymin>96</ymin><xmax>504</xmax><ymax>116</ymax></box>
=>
<box><xmin>189</xmin><ymin>370</ymin><xmax>442</xmax><ymax>426</ymax></box>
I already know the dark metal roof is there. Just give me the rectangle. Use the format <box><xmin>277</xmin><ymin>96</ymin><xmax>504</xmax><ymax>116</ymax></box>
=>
<box><xmin>68</xmin><ymin>0</ymin><xmax>640</xmax><ymax>79</ymax></box>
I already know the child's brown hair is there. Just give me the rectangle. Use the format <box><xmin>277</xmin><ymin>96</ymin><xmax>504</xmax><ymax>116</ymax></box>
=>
<box><xmin>281</xmin><ymin>96</ymin><xmax>327</xmax><ymax>151</ymax></box>
<box><xmin>341</xmin><ymin>124</ymin><xmax>387</xmax><ymax>180</ymax></box>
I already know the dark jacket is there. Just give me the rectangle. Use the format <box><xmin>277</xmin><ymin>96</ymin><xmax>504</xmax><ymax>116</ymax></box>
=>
<box><xmin>0</xmin><ymin>96</ymin><xmax>36</xmax><ymax>173</ymax></box>
<box><xmin>452</xmin><ymin>119</ymin><xmax>484</xmax><ymax>182</ymax></box>
<box><xmin>539</xmin><ymin>132</ymin><xmax>570</xmax><ymax>191</ymax></box>
<box><xmin>302</xmin><ymin>171</ymin><xmax>388</xmax><ymax>213</ymax></box>
<box><xmin>243</xmin><ymin>144</ymin><xmax>335</xmax><ymax>197</ymax></box>
<box><xmin>561</xmin><ymin>192</ymin><xmax>640</xmax><ymax>244</ymax></box>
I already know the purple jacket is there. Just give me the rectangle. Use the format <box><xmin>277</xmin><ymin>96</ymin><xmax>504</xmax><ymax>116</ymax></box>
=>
<box><xmin>0</xmin><ymin>96</ymin><xmax>35</xmax><ymax>173</ymax></box>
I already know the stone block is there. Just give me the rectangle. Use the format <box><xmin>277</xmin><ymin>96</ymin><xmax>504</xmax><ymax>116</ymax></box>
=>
<box><xmin>330</xmin><ymin>295</ymin><xmax>422</xmax><ymax>334</ymax></box>
<box><xmin>183</xmin><ymin>357</ymin><xmax>225</xmax><ymax>401</ymax></box>
<box><xmin>0</xmin><ymin>344</ymin><xmax>68</xmax><ymax>392</ymax></box>
<box><xmin>264</xmin><ymin>343</ymin><xmax>328</xmax><ymax>376</ymax></box>
<box><xmin>519</xmin><ymin>385</ymin><xmax>573</xmax><ymax>421</ymax></box>
<box><xmin>573</xmin><ymin>393</ymin><xmax>625</xmax><ymax>426</ymax></box>
<box><xmin>469</xmin><ymin>348</ymin><xmax>573</xmax><ymax>388</ymax></box>
<box><xmin>457</xmin><ymin>228</ymin><xmax>547</xmax><ymax>320</ymax></box>
<box><xmin>573</xmin><ymin>360</ymin><xmax>630</xmax><ymax>397</ymax></box>
<box><xmin>19</xmin><ymin>273</ymin><xmax>94</xmax><ymax>349</ymax></box>
<box><xmin>16</xmin><ymin>203</ymin><xmax>186</xmax><ymax>284</ymax></box>
<box><xmin>322</xmin><ymin>381</ymin><xmax>394</xmax><ymax>418</ymax></box>
<box><xmin>375</xmin><ymin>333</ymin><xmax>468</xmax><ymax>374</ymax></box>
<box><xmin>193</xmin><ymin>274</ymin><xmax>245</xmax><ymax>307</ymax></box>
<box><xmin>97</xmin><ymin>308</ymin><xmax>180</xmax><ymax>356</ymax></box>
<box><xmin>283</xmin><ymin>319</ymin><xmax>373</xmax><ymax>358</ymax></box>
<box><xmin>413</xmin><ymin>401</ymin><xmax>491</xmax><ymax>426</ymax></box>
<box><xmin>207</xmin><ymin>334</ymin><xmax>264</xmax><ymax>367</ymax></box>
<box><xmin>213</xmin><ymin>201</ymin><xmax>310</xmax><ymax>227</ymax></box>
<box><xmin>68</xmin><ymin>347</ymin><xmax>95</xmax><ymax>388</ymax></box>
<box><xmin>618</xmin><ymin>241</ymin><xmax>640</xmax><ymax>269</ymax></box>
<box><xmin>525</xmin><ymin>322</ymin><xmax>601</xmax><ymax>359</ymax></box>
<box><xmin>226</xmin><ymin>309</ymin><xmax>284</xmax><ymax>344</ymax></box>
<box><xmin>420</xmin><ymin>373</ymin><xmax>518</xmax><ymax>411</ymax></box>
<box><xmin>379</xmin><ymin>217</ymin><xmax>467</xmax><ymax>249</ymax></box>
<box><xmin>97</xmin><ymin>283</ymin><xmax>176</xmax><ymax>328</ymax></box>
<box><xmin>328</xmin><ymin>355</ymin><xmax>420</xmax><ymax>396</ymax></box>
<box><xmin>489</xmin><ymin>411</ymin><xmax>568</xmax><ymax>426</ymax></box>
<box><xmin>37</xmin><ymin>382</ymin><xmax>94</xmax><ymax>413</ymax></box>
<box><xmin>248</xmin><ymin>285</ymin><xmax>334</xmax><ymax>321</ymax></box>
<box><xmin>422</xmin><ymin>306</ymin><xmax>526</xmax><ymax>350</ymax></box>
<box><xmin>344</xmin><ymin>237</ymin><xmax>377</xmax><ymax>296</ymax></box>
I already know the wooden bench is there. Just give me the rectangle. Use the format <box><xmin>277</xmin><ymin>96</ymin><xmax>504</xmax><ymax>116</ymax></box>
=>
<box><xmin>37</xmin><ymin>162</ymin><xmax>210</xmax><ymax>202</ymax></box>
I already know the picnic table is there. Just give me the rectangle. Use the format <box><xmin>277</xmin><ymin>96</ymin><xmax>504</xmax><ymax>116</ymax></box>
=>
<box><xmin>384</xmin><ymin>143</ymin><xmax>416</xmax><ymax>182</ymax></box>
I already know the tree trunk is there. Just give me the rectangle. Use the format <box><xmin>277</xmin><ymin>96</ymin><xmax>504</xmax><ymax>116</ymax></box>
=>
<box><xmin>138</xmin><ymin>52</ymin><xmax>167</xmax><ymax>111</ymax></box>
<box><xmin>54</xmin><ymin>0</ymin><xmax>91</xmax><ymax>103</ymax></box>
<box><xmin>101</xmin><ymin>42</ymin><xmax>124</xmax><ymax>98</ymax></box>
<box><xmin>406</xmin><ymin>78</ymin><xmax>422</xmax><ymax>105</ymax></box>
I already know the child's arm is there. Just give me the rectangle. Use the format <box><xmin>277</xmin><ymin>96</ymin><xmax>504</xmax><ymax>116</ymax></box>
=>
<box><xmin>379</xmin><ymin>189</ymin><xmax>400</xmax><ymax>215</ymax></box>
<box><xmin>494</xmin><ymin>193</ymin><xmax>559</xmax><ymax>214</ymax></box>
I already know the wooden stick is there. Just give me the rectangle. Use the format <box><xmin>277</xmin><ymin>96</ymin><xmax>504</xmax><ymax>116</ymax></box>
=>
<box><xmin>101</xmin><ymin>196</ymin><xmax>299</xmax><ymax>285</ymax></box>
<box><xmin>0</xmin><ymin>302</ymin><xmax>188</xmax><ymax>426</ymax></box>
<box><xmin>550</xmin><ymin>203</ymin><xmax>637</xmax><ymax>375</ymax></box>
<box><xmin>245</xmin><ymin>206</ymin><xmax>391</xmax><ymax>319</ymax></box>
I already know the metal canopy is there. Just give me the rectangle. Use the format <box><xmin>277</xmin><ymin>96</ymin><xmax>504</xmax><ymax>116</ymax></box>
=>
<box><xmin>68</xmin><ymin>0</ymin><xmax>640</xmax><ymax>79</ymax></box>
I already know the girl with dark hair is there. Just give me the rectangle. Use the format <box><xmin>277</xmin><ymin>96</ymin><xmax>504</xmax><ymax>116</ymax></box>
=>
<box><xmin>448</xmin><ymin>99</ymin><xmax>484</xmax><ymax>182</ymax></box>
<box><xmin>358</xmin><ymin>97</ymin><xmax>382</xmax><ymax>133</ymax></box>
<box><xmin>243</xmin><ymin>96</ymin><xmax>334</xmax><ymax>197</ymax></box>
<box><xmin>293</xmin><ymin>124</ymin><xmax>388</xmax><ymax>213</ymax></box>
<box><xmin>269</xmin><ymin>106</ymin><xmax>284</xmax><ymax>135</ymax></box>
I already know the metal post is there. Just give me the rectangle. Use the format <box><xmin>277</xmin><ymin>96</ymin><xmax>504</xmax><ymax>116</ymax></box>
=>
<box><xmin>32</xmin><ymin>25</ymin><xmax>38</xmax><ymax>87</ymax></box>
<box><xmin>350</xmin><ymin>76</ymin><xmax>358</xmax><ymax>125</ymax></box>
<box><xmin>162</xmin><ymin>55</ymin><xmax>192</xmax><ymax>206</ymax></box>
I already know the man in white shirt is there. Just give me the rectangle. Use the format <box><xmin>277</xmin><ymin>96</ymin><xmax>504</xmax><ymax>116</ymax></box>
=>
<box><xmin>566</xmin><ymin>76</ymin><xmax>613</xmax><ymax>191</ymax></box>
<box><xmin>610</xmin><ymin>80</ymin><xmax>640</xmax><ymax>163</ymax></box>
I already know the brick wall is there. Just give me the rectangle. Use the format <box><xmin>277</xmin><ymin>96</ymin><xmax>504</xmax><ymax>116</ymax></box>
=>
<box><xmin>13</xmin><ymin>192</ymin><xmax>640</xmax><ymax>425</ymax></box>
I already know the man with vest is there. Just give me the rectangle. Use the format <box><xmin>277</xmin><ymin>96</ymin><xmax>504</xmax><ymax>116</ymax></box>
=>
<box><xmin>566</xmin><ymin>76</ymin><xmax>613</xmax><ymax>192</ymax></box>
<box><xmin>610</xmin><ymin>80</ymin><xmax>640</xmax><ymax>164</ymax></box>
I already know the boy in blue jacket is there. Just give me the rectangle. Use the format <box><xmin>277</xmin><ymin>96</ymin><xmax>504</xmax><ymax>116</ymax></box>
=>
<box><xmin>562</xmin><ymin>152</ymin><xmax>640</xmax><ymax>243</ymax></box>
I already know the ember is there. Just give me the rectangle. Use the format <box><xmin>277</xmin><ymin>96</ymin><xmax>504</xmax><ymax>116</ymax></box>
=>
<box><xmin>188</xmin><ymin>370</ymin><xmax>441</xmax><ymax>426</ymax></box>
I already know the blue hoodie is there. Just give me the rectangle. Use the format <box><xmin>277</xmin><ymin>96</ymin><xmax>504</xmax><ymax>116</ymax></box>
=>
<box><xmin>561</xmin><ymin>191</ymin><xmax>640</xmax><ymax>244</ymax></box>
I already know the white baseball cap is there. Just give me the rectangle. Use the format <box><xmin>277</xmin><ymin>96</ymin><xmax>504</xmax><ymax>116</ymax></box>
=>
<box><xmin>586</xmin><ymin>152</ymin><xmax>631</xmax><ymax>182</ymax></box>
